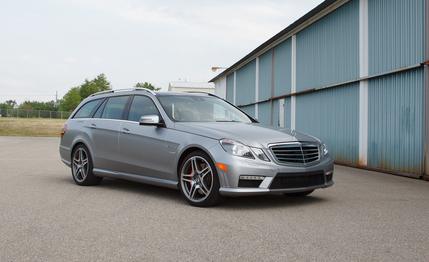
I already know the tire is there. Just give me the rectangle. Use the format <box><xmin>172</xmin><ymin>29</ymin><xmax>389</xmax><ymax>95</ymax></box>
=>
<box><xmin>284</xmin><ymin>190</ymin><xmax>314</xmax><ymax>197</ymax></box>
<box><xmin>178</xmin><ymin>150</ymin><xmax>222</xmax><ymax>207</ymax></box>
<box><xmin>71</xmin><ymin>144</ymin><xmax>102</xmax><ymax>186</ymax></box>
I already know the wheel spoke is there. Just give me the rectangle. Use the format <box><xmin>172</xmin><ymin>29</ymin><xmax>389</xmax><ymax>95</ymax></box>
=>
<box><xmin>182</xmin><ymin>178</ymin><xmax>193</xmax><ymax>183</ymax></box>
<box><xmin>199</xmin><ymin>182</ymin><xmax>209</xmax><ymax>196</ymax></box>
<box><xmin>81</xmin><ymin>158</ymin><xmax>88</xmax><ymax>166</ymax></box>
<box><xmin>191</xmin><ymin>157</ymin><xmax>198</xmax><ymax>174</ymax></box>
<box><xmin>189</xmin><ymin>183</ymin><xmax>197</xmax><ymax>199</ymax></box>
<box><xmin>200</xmin><ymin>167</ymin><xmax>211</xmax><ymax>179</ymax></box>
<box><xmin>79</xmin><ymin>149</ymin><xmax>83</xmax><ymax>163</ymax></box>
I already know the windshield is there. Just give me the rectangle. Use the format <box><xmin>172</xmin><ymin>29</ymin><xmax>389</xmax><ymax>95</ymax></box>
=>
<box><xmin>157</xmin><ymin>95</ymin><xmax>253</xmax><ymax>123</ymax></box>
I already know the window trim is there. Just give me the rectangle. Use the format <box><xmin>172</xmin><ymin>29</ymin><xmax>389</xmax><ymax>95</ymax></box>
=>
<box><xmin>125</xmin><ymin>95</ymin><xmax>163</xmax><ymax>123</ymax></box>
<box><xmin>72</xmin><ymin>98</ymin><xmax>103</xmax><ymax>119</ymax></box>
<box><xmin>92</xmin><ymin>98</ymin><xmax>107</xmax><ymax>119</ymax></box>
<box><xmin>99</xmin><ymin>95</ymin><xmax>132</xmax><ymax>120</ymax></box>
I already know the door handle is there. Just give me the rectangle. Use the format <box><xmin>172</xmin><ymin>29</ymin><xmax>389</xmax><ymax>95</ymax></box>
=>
<box><xmin>90</xmin><ymin>123</ymin><xmax>97</xmax><ymax>129</ymax></box>
<box><xmin>122</xmin><ymin>128</ymin><xmax>130</xmax><ymax>134</ymax></box>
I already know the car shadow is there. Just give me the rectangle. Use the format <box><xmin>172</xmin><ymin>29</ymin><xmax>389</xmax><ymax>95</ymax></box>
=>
<box><xmin>218</xmin><ymin>195</ymin><xmax>326</xmax><ymax>210</ymax></box>
<box><xmin>54</xmin><ymin>175</ymin><xmax>327</xmax><ymax>209</ymax></box>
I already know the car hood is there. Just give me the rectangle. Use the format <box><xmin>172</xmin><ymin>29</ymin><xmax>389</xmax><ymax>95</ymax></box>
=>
<box><xmin>173</xmin><ymin>122</ymin><xmax>320</xmax><ymax>148</ymax></box>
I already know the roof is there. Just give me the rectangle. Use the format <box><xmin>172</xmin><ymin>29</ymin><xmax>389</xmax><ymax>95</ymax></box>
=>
<box><xmin>209</xmin><ymin>0</ymin><xmax>337</xmax><ymax>82</ymax></box>
<box><xmin>169</xmin><ymin>81</ymin><xmax>215</xmax><ymax>89</ymax></box>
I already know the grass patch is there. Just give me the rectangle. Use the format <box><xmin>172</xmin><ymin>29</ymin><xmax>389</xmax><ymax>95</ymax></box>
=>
<box><xmin>0</xmin><ymin>118</ymin><xmax>65</xmax><ymax>137</ymax></box>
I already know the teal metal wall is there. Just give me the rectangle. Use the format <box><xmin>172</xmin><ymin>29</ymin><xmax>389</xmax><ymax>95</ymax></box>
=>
<box><xmin>368</xmin><ymin>68</ymin><xmax>425</xmax><ymax>175</ymax></box>
<box><xmin>258</xmin><ymin>102</ymin><xmax>271</xmax><ymax>126</ymax></box>
<box><xmin>296</xmin><ymin>0</ymin><xmax>359</xmax><ymax>91</ymax></box>
<box><xmin>283</xmin><ymin>98</ymin><xmax>291</xmax><ymax>129</ymax></box>
<box><xmin>296</xmin><ymin>83</ymin><xmax>360</xmax><ymax>165</ymax></box>
<box><xmin>226</xmin><ymin>73</ymin><xmax>234</xmax><ymax>103</ymax></box>
<box><xmin>236</xmin><ymin>60</ymin><xmax>256</xmax><ymax>105</ymax></box>
<box><xmin>273</xmin><ymin>39</ymin><xmax>292</xmax><ymax>97</ymax></box>
<box><xmin>218</xmin><ymin>0</ymin><xmax>427</xmax><ymax>177</ymax></box>
<box><xmin>239</xmin><ymin>105</ymin><xmax>256</xmax><ymax>118</ymax></box>
<box><xmin>272</xmin><ymin>100</ymin><xmax>279</xmax><ymax>127</ymax></box>
<box><xmin>368</xmin><ymin>0</ymin><xmax>425</xmax><ymax>75</ymax></box>
<box><xmin>258</xmin><ymin>50</ymin><xmax>273</xmax><ymax>101</ymax></box>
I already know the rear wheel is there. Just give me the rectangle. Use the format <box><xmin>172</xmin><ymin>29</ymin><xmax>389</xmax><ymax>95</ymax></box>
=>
<box><xmin>71</xmin><ymin>144</ymin><xmax>102</xmax><ymax>186</ymax></box>
<box><xmin>284</xmin><ymin>190</ymin><xmax>314</xmax><ymax>197</ymax></box>
<box><xmin>178</xmin><ymin>151</ymin><xmax>222</xmax><ymax>207</ymax></box>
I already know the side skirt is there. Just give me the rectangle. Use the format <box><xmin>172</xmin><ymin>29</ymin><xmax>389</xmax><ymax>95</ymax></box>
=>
<box><xmin>93</xmin><ymin>168</ymin><xmax>178</xmax><ymax>189</ymax></box>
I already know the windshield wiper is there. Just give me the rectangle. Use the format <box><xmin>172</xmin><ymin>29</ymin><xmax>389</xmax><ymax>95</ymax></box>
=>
<box><xmin>215</xmin><ymin>120</ymin><xmax>241</xmax><ymax>122</ymax></box>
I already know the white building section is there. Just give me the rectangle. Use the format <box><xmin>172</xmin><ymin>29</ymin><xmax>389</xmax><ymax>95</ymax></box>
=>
<box><xmin>168</xmin><ymin>81</ymin><xmax>215</xmax><ymax>94</ymax></box>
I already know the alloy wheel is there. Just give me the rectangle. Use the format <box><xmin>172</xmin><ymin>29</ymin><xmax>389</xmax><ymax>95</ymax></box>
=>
<box><xmin>72</xmin><ymin>148</ymin><xmax>89</xmax><ymax>183</ymax></box>
<box><xmin>180</xmin><ymin>156</ymin><xmax>214</xmax><ymax>203</ymax></box>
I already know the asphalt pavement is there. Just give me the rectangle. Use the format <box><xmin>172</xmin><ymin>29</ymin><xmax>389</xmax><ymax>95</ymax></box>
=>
<box><xmin>1</xmin><ymin>136</ymin><xmax>429</xmax><ymax>261</ymax></box>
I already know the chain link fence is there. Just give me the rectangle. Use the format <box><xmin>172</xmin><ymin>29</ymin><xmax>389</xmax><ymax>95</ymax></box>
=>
<box><xmin>0</xmin><ymin>108</ymin><xmax>72</xmax><ymax>119</ymax></box>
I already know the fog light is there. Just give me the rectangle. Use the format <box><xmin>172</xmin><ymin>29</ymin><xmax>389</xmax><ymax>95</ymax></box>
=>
<box><xmin>240</xmin><ymin>175</ymin><xmax>265</xmax><ymax>180</ymax></box>
<box><xmin>325</xmin><ymin>171</ymin><xmax>333</xmax><ymax>176</ymax></box>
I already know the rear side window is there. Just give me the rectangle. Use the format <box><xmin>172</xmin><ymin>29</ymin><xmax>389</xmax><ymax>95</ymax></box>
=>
<box><xmin>93</xmin><ymin>99</ymin><xmax>107</xmax><ymax>118</ymax></box>
<box><xmin>73</xmin><ymin>99</ymin><xmax>100</xmax><ymax>118</ymax></box>
<box><xmin>128</xmin><ymin>96</ymin><xmax>160</xmax><ymax>122</ymax></box>
<box><xmin>101</xmin><ymin>96</ymin><xmax>130</xmax><ymax>120</ymax></box>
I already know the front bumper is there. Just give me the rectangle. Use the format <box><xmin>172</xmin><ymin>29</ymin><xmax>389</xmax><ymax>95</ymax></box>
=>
<box><xmin>209</xmin><ymin>143</ymin><xmax>334</xmax><ymax>196</ymax></box>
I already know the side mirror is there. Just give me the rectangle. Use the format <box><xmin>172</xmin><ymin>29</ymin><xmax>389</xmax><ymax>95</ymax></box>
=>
<box><xmin>139</xmin><ymin>115</ymin><xmax>164</xmax><ymax>127</ymax></box>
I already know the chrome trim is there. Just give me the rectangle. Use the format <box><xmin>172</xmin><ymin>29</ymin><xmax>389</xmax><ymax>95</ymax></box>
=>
<box><xmin>268</xmin><ymin>141</ymin><xmax>321</xmax><ymax>167</ymax></box>
<box><xmin>220</xmin><ymin>181</ymin><xmax>334</xmax><ymax>197</ymax></box>
<box><xmin>93</xmin><ymin>168</ymin><xmax>178</xmax><ymax>189</ymax></box>
<box><xmin>90</xmin><ymin>87</ymin><xmax>156</xmax><ymax>97</ymax></box>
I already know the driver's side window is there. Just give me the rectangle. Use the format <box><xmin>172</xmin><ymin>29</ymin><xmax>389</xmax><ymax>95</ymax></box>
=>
<box><xmin>128</xmin><ymin>95</ymin><xmax>160</xmax><ymax>122</ymax></box>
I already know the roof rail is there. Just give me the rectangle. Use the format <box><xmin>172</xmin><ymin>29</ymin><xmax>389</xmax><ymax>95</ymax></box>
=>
<box><xmin>185</xmin><ymin>91</ymin><xmax>219</xmax><ymax>98</ymax></box>
<box><xmin>90</xmin><ymin>87</ymin><xmax>156</xmax><ymax>97</ymax></box>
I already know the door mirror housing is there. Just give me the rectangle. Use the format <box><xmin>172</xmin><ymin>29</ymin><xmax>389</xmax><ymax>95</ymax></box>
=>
<box><xmin>139</xmin><ymin>115</ymin><xmax>164</xmax><ymax>127</ymax></box>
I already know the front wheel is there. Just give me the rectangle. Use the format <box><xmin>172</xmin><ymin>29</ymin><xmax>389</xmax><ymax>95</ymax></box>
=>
<box><xmin>284</xmin><ymin>190</ymin><xmax>314</xmax><ymax>197</ymax></box>
<box><xmin>178</xmin><ymin>151</ymin><xmax>222</xmax><ymax>207</ymax></box>
<box><xmin>71</xmin><ymin>144</ymin><xmax>102</xmax><ymax>186</ymax></box>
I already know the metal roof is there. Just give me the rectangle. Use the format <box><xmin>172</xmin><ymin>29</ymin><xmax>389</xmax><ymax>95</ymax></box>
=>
<box><xmin>209</xmin><ymin>0</ymin><xmax>338</xmax><ymax>82</ymax></box>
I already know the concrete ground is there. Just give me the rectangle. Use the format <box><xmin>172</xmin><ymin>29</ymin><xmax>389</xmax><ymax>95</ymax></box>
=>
<box><xmin>0</xmin><ymin>136</ymin><xmax>428</xmax><ymax>262</ymax></box>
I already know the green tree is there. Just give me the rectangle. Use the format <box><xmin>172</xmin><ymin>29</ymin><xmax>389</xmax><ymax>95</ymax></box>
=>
<box><xmin>0</xmin><ymin>100</ymin><xmax>17</xmax><ymax>114</ymax></box>
<box><xmin>80</xmin><ymin>74</ymin><xmax>111</xmax><ymax>99</ymax></box>
<box><xmin>134</xmin><ymin>82</ymin><xmax>161</xmax><ymax>91</ymax></box>
<box><xmin>19</xmin><ymin>100</ymin><xmax>57</xmax><ymax>111</ymax></box>
<box><xmin>59</xmin><ymin>87</ymin><xmax>81</xmax><ymax>111</ymax></box>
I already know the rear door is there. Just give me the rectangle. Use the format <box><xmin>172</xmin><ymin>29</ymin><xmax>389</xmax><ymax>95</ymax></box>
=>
<box><xmin>118</xmin><ymin>95</ymin><xmax>179</xmax><ymax>180</ymax></box>
<box><xmin>89</xmin><ymin>95</ymin><xmax>131</xmax><ymax>171</ymax></box>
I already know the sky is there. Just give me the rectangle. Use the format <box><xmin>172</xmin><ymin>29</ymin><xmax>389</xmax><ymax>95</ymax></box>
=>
<box><xmin>0</xmin><ymin>0</ymin><xmax>323</xmax><ymax>103</ymax></box>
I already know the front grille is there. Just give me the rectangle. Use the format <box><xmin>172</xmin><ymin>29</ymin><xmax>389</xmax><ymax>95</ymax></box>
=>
<box><xmin>269</xmin><ymin>171</ymin><xmax>325</xmax><ymax>189</ymax></box>
<box><xmin>270</xmin><ymin>143</ymin><xmax>320</xmax><ymax>165</ymax></box>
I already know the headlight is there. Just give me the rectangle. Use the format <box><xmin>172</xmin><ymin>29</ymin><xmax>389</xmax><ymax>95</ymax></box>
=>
<box><xmin>251</xmin><ymin>147</ymin><xmax>270</xmax><ymax>162</ymax></box>
<box><xmin>219</xmin><ymin>139</ymin><xmax>254</xmax><ymax>159</ymax></box>
<box><xmin>322</xmin><ymin>143</ymin><xmax>329</xmax><ymax>155</ymax></box>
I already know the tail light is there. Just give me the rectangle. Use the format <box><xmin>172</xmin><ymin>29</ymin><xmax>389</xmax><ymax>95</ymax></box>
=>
<box><xmin>60</xmin><ymin>123</ymin><xmax>68</xmax><ymax>138</ymax></box>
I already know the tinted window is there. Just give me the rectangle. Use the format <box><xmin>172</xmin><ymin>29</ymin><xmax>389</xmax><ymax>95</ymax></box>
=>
<box><xmin>128</xmin><ymin>96</ymin><xmax>160</xmax><ymax>122</ymax></box>
<box><xmin>93</xmin><ymin>99</ymin><xmax>106</xmax><ymax>118</ymax></box>
<box><xmin>158</xmin><ymin>95</ymin><xmax>252</xmax><ymax>123</ymax></box>
<box><xmin>74</xmin><ymin>99</ymin><xmax>100</xmax><ymax>118</ymax></box>
<box><xmin>101</xmin><ymin>96</ymin><xmax>129</xmax><ymax>120</ymax></box>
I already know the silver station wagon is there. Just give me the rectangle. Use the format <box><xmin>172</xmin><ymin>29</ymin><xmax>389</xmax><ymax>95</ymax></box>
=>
<box><xmin>59</xmin><ymin>88</ymin><xmax>334</xmax><ymax>206</ymax></box>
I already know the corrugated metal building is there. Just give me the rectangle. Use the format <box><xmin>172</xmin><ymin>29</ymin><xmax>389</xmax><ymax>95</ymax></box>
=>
<box><xmin>210</xmin><ymin>0</ymin><xmax>429</xmax><ymax>179</ymax></box>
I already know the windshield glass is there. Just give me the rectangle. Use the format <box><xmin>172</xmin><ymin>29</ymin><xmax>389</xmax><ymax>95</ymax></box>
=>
<box><xmin>157</xmin><ymin>95</ymin><xmax>253</xmax><ymax>123</ymax></box>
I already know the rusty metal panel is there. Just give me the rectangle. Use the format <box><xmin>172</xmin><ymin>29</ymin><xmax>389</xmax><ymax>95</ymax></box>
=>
<box><xmin>258</xmin><ymin>50</ymin><xmax>273</xmax><ymax>101</ymax></box>
<box><xmin>296</xmin><ymin>0</ymin><xmax>359</xmax><ymax>91</ymax></box>
<box><xmin>273</xmin><ymin>39</ymin><xmax>292</xmax><ymax>97</ymax></box>
<box><xmin>368</xmin><ymin>0</ymin><xmax>425</xmax><ymax>75</ymax></box>
<box><xmin>368</xmin><ymin>68</ymin><xmax>425</xmax><ymax>176</ymax></box>
<box><xmin>296</xmin><ymin>83</ymin><xmax>360</xmax><ymax>165</ymax></box>
<box><xmin>226</xmin><ymin>73</ymin><xmax>234</xmax><ymax>103</ymax></box>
